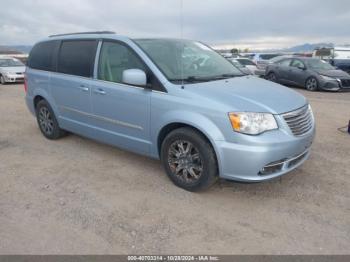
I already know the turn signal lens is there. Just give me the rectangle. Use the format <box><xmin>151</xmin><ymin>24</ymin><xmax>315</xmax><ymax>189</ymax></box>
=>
<box><xmin>229</xmin><ymin>113</ymin><xmax>241</xmax><ymax>131</ymax></box>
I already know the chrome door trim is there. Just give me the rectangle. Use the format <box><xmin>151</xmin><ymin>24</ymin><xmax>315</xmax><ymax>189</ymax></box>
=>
<box><xmin>60</xmin><ymin>105</ymin><xmax>143</xmax><ymax>130</ymax></box>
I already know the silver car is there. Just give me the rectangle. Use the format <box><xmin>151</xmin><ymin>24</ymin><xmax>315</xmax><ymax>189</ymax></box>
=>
<box><xmin>0</xmin><ymin>56</ymin><xmax>26</xmax><ymax>84</ymax></box>
<box><xmin>25</xmin><ymin>32</ymin><xmax>315</xmax><ymax>191</ymax></box>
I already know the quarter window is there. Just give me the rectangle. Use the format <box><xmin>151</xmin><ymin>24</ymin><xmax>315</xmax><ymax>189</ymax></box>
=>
<box><xmin>98</xmin><ymin>41</ymin><xmax>146</xmax><ymax>84</ymax></box>
<box><xmin>28</xmin><ymin>41</ymin><xmax>59</xmax><ymax>71</ymax></box>
<box><xmin>57</xmin><ymin>40</ymin><xmax>97</xmax><ymax>77</ymax></box>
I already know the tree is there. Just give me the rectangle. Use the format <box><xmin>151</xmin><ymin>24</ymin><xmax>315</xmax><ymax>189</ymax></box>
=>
<box><xmin>230</xmin><ymin>48</ymin><xmax>239</xmax><ymax>54</ymax></box>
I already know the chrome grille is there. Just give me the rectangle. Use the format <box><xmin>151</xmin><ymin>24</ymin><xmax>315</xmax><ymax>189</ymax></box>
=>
<box><xmin>282</xmin><ymin>105</ymin><xmax>313</xmax><ymax>136</ymax></box>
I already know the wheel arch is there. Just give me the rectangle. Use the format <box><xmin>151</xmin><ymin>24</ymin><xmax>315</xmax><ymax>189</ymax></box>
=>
<box><xmin>156</xmin><ymin>121</ymin><xmax>222</xmax><ymax>176</ymax></box>
<box><xmin>34</xmin><ymin>95</ymin><xmax>45</xmax><ymax>109</ymax></box>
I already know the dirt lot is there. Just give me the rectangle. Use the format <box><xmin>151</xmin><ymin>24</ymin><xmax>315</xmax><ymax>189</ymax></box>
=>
<box><xmin>0</xmin><ymin>84</ymin><xmax>349</xmax><ymax>254</ymax></box>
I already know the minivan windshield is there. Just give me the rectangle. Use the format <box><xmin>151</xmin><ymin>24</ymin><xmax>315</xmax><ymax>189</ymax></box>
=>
<box><xmin>134</xmin><ymin>39</ymin><xmax>244</xmax><ymax>83</ymax></box>
<box><xmin>306</xmin><ymin>59</ymin><xmax>335</xmax><ymax>70</ymax></box>
<box><xmin>0</xmin><ymin>58</ymin><xmax>24</xmax><ymax>67</ymax></box>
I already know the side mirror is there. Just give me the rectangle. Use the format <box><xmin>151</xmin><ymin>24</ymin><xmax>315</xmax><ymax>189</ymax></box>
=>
<box><xmin>122</xmin><ymin>69</ymin><xmax>147</xmax><ymax>87</ymax></box>
<box><xmin>298</xmin><ymin>65</ymin><xmax>306</xmax><ymax>70</ymax></box>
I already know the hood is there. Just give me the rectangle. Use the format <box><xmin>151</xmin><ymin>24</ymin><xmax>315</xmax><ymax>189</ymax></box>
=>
<box><xmin>314</xmin><ymin>69</ymin><xmax>350</xmax><ymax>78</ymax></box>
<box><xmin>185</xmin><ymin>76</ymin><xmax>307</xmax><ymax>114</ymax></box>
<box><xmin>0</xmin><ymin>66</ymin><xmax>25</xmax><ymax>73</ymax></box>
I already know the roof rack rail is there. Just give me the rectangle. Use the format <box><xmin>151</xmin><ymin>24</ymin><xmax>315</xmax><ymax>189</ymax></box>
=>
<box><xmin>49</xmin><ymin>31</ymin><xmax>116</xmax><ymax>37</ymax></box>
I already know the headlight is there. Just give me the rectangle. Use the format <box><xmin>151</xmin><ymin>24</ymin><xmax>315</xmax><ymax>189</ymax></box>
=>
<box><xmin>320</xmin><ymin>75</ymin><xmax>336</xmax><ymax>81</ymax></box>
<box><xmin>228</xmin><ymin>112</ymin><xmax>278</xmax><ymax>135</ymax></box>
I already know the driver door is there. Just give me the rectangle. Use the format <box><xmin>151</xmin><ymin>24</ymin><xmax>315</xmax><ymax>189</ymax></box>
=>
<box><xmin>90</xmin><ymin>41</ymin><xmax>152</xmax><ymax>154</ymax></box>
<box><xmin>289</xmin><ymin>59</ymin><xmax>309</xmax><ymax>87</ymax></box>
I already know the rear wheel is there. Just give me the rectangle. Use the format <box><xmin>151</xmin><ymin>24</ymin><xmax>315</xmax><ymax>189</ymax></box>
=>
<box><xmin>305</xmin><ymin>77</ymin><xmax>318</xmax><ymax>91</ymax></box>
<box><xmin>161</xmin><ymin>127</ymin><xmax>218</xmax><ymax>191</ymax></box>
<box><xmin>35</xmin><ymin>100</ymin><xmax>66</xmax><ymax>139</ymax></box>
<box><xmin>267</xmin><ymin>72</ymin><xmax>277</xmax><ymax>82</ymax></box>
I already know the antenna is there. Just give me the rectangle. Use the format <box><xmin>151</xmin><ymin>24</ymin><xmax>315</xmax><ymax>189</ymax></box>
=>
<box><xmin>180</xmin><ymin>0</ymin><xmax>184</xmax><ymax>87</ymax></box>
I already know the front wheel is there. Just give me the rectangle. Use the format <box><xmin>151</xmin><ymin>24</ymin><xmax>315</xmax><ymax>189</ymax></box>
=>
<box><xmin>0</xmin><ymin>75</ymin><xmax>6</xmax><ymax>85</ymax></box>
<box><xmin>161</xmin><ymin>127</ymin><xmax>218</xmax><ymax>191</ymax></box>
<box><xmin>305</xmin><ymin>77</ymin><xmax>318</xmax><ymax>91</ymax></box>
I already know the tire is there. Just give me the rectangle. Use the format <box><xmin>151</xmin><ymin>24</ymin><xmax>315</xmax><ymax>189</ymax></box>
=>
<box><xmin>35</xmin><ymin>100</ymin><xmax>66</xmax><ymax>140</ymax></box>
<box><xmin>305</xmin><ymin>77</ymin><xmax>318</xmax><ymax>91</ymax></box>
<box><xmin>267</xmin><ymin>72</ymin><xmax>277</xmax><ymax>82</ymax></box>
<box><xmin>160</xmin><ymin>127</ymin><xmax>218</xmax><ymax>191</ymax></box>
<box><xmin>0</xmin><ymin>75</ymin><xmax>6</xmax><ymax>85</ymax></box>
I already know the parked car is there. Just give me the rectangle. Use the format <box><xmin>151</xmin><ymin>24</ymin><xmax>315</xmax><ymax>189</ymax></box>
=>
<box><xmin>252</xmin><ymin>53</ymin><xmax>282</xmax><ymax>71</ymax></box>
<box><xmin>227</xmin><ymin>58</ymin><xmax>253</xmax><ymax>75</ymax></box>
<box><xmin>0</xmin><ymin>56</ymin><xmax>25</xmax><ymax>84</ymax></box>
<box><xmin>331</xmin><ymin>59</ymin><xmax>350</xmax><ymax>74</ymax></box>
<box><xmin>235</xmin><ymin>58</ymin><xmax>265</xmax><ymax>76</ymax></box>
<box><xmin>267</xmin><ymin>55</ymin><xmax>296</xmax><ymax>64</ymax></box>
<box><xmin>266</xmin><ymin>57</ymin><xmax>350</xmax><ymax>91</ymax></box>
<box><xmin>25</xmin><ymin>32</ymin><xmax>315</xmax><ymax>191</ymax></box>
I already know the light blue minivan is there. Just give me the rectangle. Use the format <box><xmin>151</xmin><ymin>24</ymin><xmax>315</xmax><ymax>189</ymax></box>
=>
<box><xmin>25</xmin><ymin>31</ymin><xmax>315</xmax><ymax>191</ymax></box>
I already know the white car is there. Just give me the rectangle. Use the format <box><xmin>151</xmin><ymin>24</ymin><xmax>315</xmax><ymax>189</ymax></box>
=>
<box><xmin>235</xmin><ymin>58</ymin><xmax>265</xmax><ymax>76</ymax></box>
<box><xmin>0</xmin><ymin>56</ymin><xmax>25</xmax><ymax>84</ymax></box>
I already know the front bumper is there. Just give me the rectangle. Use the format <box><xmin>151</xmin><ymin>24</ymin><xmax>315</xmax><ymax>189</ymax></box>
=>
<box><xmin>3</xmin><ymin>74</ymin><xmax>25</xmax><ymax>83</ymax></box>
<box><xmin>215</xmin><ymin>125</ymin><xmax>315</xmax><ymax>182</ymax></box>
<box><xmin>319</xmin><ymin>78</ymin><xmax>350</xmax><ymax>91</ymax></box>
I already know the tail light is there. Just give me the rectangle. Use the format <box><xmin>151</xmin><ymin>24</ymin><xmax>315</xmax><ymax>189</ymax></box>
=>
<box><xmin>24</xmin><ymin>74</ymin><xmax>27</xmax><ymax>93</ymax></box>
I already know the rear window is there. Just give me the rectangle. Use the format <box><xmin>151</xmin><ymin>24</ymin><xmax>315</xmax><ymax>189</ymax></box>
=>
<box><xmin>57</xmin><ymin>40</ymin><xmax>97</xmax><ymax>77</ymax></box>
<box><xmin>237</xmin><ymin>59</ymin><xmax>255</xmax><ymax>66</ymax></box>
<box><xmin>28</xmin><ymin>41</ymin><xmax>59</xmax><ymax>71</ymax></box>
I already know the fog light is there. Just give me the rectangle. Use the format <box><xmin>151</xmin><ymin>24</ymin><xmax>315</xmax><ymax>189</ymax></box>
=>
<box><xmin>259</xmin><ymin>161</ymin><xmax>284</xmax><ymax>176</ymax></box>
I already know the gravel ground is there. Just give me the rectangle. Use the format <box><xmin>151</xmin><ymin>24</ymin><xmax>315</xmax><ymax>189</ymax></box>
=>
<box><xmin>0</xmin><ymin>84</ymin><xmax>349</xmax><ymax>254</ymax></box>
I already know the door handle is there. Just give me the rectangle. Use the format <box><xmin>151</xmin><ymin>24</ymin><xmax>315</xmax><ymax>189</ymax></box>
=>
<box><xmin>78</xmin><ymin>85</ymin><xmax>89</xmax><ymax>92</ymax></box>
<box><xmin>94</xmin><ymin>88</ymin><xmax>106</xmax><ymax>95</ymax></box>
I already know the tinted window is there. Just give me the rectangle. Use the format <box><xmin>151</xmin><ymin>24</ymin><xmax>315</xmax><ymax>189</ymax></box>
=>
<box><xmin>58</xmin><ymin>40</ymin><xmax>97</xmax><ymax>77</ymax></box>
<box><xmin>28</xmin><ymin>41</ymin><xmax>59</xmax><ymax>71</ymax></box>
<box><xmin>237</xmin><ymin>59</ymin><xmax>255</xmax><ymax>66</ymax></box>
<box><xmin>259</xmin><ymin>54</ymin><xmax>281</xmax><ymax>60</ymax></box>
<box><xmin>98</xmin><ymin>41</ymin><xmax>146</xmax><ymax>83</ymax></box>
<box><xmin>278</xmin><ymin>59</ymin><xmax>292</xmax><ymax>66</ymax></box>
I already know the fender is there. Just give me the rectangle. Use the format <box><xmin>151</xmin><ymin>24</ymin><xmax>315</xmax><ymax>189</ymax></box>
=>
<box><xmin>31</xmin><ymin>88</ymin><xmax>61</xmax><ymax>124</ymax></box>
<box><xmin>151</xmin><ymin>110</ymin><xmax>226</xmax><ymax>160</ymax></box>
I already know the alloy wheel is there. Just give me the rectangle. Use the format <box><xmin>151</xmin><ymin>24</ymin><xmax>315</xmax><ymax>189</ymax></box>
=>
<box><xmin>38</xmin><ymin>106</ymin><xmax>54</xmax><ymax>135</ymax></box>
<box><xmin>306</xmin><ymin>78</ymin><xmax>318</xmax><ymax>91</ymax></box>
<box><xmin>167</xmin><ymin>140</ymin><xmax>203</xmax><ymax>183</ymax></box>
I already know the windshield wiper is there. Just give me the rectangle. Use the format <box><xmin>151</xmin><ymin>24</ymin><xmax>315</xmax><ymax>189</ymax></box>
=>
<box><xmin>169</xmin><ymin>76</ymin><xmax>214</xmax><ymax>83</ymax></box>
<box><xmin>169</xmin><ymin>74</ymin><xmax>243</xmax><ymax>83</ymax></box>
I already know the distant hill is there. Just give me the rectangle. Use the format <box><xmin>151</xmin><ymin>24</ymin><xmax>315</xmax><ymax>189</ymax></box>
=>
<box><xmin>283</xmin><ymin>43</ymin><xmax>334</xmax><ymax>52</ymax></box>
<box><xmin>0</xmin><ymin>45</ymin><xmax>32</xmax><ymax>54</ymax></box>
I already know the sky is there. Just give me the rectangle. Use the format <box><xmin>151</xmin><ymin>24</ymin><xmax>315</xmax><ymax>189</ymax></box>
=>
<box><xmin>0</xmin><ymin>0</ymin><xmax>349</xmax><ymax>49</ymax></box>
